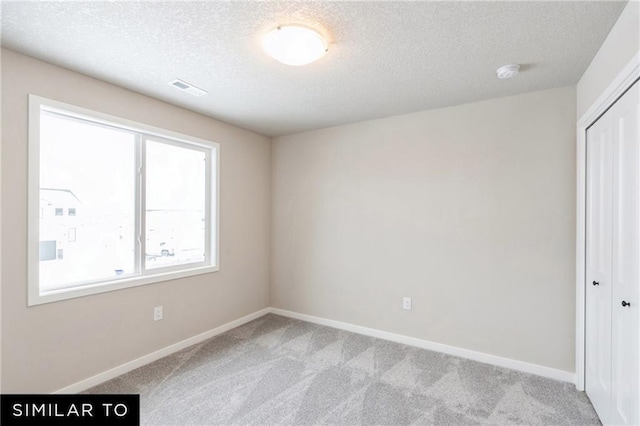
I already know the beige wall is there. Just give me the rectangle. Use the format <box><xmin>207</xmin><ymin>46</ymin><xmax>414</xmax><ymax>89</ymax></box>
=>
<box><xmin>271</xmin><ymin>86</ymin><xmax>577</xmax><ymax>372</ymax></box>
<box><xmin>577</xmin><ymin>0</ymin><xmax>640</xmax><ymax>118</ymax></box>
<box><xmin>1</xmin><ymin>49</ymin><xmax>271</xmax><ymax>393</ymax></box>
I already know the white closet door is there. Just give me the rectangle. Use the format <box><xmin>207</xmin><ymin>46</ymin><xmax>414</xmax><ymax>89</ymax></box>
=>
<box><xmin>585</xmin><ymin>103</ymin><xmax>614</xmax><ymax>423</ymax></box>
<box><xmin>611</xmin><ymin>80</ymin><xmax>640</xmax><ymax>426</ymax></box>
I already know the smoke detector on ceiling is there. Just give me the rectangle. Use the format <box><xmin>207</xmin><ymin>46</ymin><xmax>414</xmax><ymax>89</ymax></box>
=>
<box><xmin>496</xmin><ymin>64</ymin><xmax>520</xmax><ymax>79</ymax></box>
<box><xmin>168</xmin><ymin>79</ymin><xmax>208</xmax><ymax>97</ymax></box>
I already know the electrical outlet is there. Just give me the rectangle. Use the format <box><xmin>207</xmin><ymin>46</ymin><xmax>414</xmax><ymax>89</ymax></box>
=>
<box><xmin>403</xmin><ymin>297</ymin><xmax>412</xmax><ymax>310</ymax></box>
<box><xmin>153</xmin><ymin>306</ymin><xmax>163</xmax><ymax>321</ymax></box>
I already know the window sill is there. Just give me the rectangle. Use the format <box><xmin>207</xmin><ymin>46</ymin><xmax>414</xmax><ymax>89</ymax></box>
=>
<box><xmin>28</xmin><ymin>265</ymin><xmax>219</xmax><ymax>306</ymax></box>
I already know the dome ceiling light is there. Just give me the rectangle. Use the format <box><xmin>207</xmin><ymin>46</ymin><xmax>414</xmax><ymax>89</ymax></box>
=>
<box><xmin>262</xmin><ymin>25</ymin><xmax>328</xmax><ymax>66</ymax></box>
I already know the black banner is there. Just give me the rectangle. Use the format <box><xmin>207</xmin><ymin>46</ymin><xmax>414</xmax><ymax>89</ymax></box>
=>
<box><xmin>1</xmin><ymin>394</ymin><xmax>139</xmax><ymax>426</ymax></box>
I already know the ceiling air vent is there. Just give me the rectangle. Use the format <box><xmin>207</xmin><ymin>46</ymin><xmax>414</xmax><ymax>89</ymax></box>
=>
<box><xmin>168</xmin><ymin>79</ymin><xmax>207</xmax><ymax>97</ymax></box>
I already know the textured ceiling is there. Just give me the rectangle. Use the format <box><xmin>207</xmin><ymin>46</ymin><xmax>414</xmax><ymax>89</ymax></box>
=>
<box><xmin>1</xmin><ymin>1</ymin><xmax>628</xmax><ymax>137</ymax></box>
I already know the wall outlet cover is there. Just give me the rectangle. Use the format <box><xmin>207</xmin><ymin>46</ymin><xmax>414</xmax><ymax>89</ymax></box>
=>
<box><xmin>154</xmin><ymin>306</ymin><xmax>163</xmax><ymax>321</ymax></box>
<box><xmin>403</xmin><ymin>297</ymin><xmax>412</xmax><ymax>310</ymax></box>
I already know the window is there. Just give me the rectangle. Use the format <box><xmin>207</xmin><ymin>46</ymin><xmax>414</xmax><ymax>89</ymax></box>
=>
<box><xmin>28</xmin><ymin>95</ymin><xmax>219</xmax><ymax>305</ymax></box>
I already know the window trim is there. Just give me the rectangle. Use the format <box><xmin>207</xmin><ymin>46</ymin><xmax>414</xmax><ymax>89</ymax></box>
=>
<box><xmin>28</xmin><ymin>94</ymin><xmax>220</xmax><ymax>306</ymax></box>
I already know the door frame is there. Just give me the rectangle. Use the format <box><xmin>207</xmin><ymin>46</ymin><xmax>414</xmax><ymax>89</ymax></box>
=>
<box><xmin>576</xmin><ymin>51</ymin><xmax>640</xmax><ymax>391</ymax></box>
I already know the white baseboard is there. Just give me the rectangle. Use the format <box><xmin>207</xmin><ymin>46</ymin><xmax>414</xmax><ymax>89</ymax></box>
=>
<box><xmin>268</xmin><ymin>307</ymin><xmax>575</xmax><ymax>384</ymax></box>
<box><xmin>53</xmin><ymin>308</ymin><xmax>271</xmax><ymax>394</ymax></box>
<box><xmin>54</xmin><ymin>305</ymin><xmax>574</xmax><ymax>393</ymax></box>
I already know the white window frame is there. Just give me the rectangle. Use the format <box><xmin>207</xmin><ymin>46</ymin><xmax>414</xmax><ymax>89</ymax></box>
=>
<box><xmin>28</xmin><ymin>95</ymin><xmax>220</xmax><ymax>306</ymax></box>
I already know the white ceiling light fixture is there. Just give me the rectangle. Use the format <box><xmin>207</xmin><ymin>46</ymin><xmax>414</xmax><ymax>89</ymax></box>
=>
<box><xmin>496</xmin><ymin>64</ymin><xmax>520</xmax><ymax>79</ymax></box>
<box><xmin>262</xmin><ymin>25</ymin><xmax>328</xmax><ymax>66</ymax></box>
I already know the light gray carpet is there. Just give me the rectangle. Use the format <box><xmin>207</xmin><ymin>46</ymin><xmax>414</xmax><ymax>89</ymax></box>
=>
<box><xmin>86</xmin><ymin>314</ymin><xmax>600</xmax><ymax>425</ymax></box>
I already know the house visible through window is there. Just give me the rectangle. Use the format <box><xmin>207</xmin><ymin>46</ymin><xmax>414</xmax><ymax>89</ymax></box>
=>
<box><xmin>29</xmin><ymin>95</ymin><xmax>219</xmax><ymax>305</ymax></box>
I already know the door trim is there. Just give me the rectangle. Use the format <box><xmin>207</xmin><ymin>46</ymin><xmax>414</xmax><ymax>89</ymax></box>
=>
<box><xmin>576</xmin><ymin>51</ymin><xmax>640</xmax><ymax>391</ymax></box>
